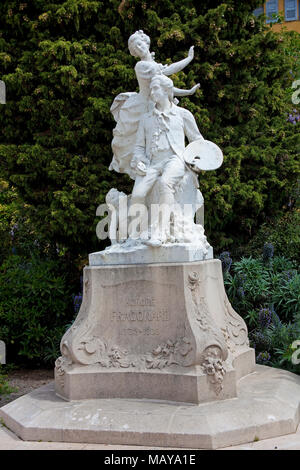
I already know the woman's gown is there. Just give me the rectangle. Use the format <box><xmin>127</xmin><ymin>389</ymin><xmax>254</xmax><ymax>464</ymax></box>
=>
<box><xmin>109</xmin><ymin>60</ymin><xmax>167</xmax><ymax>180</ymax></box>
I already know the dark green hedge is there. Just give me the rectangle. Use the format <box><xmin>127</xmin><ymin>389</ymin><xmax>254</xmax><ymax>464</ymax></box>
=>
<box><xmin>0</xmin><ymin>0</ymin><xmax>299</xmax><ymax>256</ymax></box>
<box><xmin>0</xmin><ymin>254</ymin><xmax>73</xmax><ymax>365</ymax></box>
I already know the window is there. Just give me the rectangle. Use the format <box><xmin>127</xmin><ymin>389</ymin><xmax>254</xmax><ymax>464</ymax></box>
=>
<box><xmin>266</xmin><ymin>0</ymin><xmax>279</xmax><ymax>23</ymax></box>
<box><xmin>285</xmin><ymin>0</ymin><xmax>298</xmax><ymax>21</ymax></box>
<box><xmin>253</xmin><ymin>6</ymin><xmax>264</xmax><ymax>16</ymax></box>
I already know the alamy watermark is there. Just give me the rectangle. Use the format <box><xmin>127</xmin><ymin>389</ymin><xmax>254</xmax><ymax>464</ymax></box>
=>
<box><xmin>292</xmin><ymin>79</ymin><xmax>300</xmax><ymax>105</ymax></box>
<box><xmin>291</xmin><ymin>340</ymin><xmax>300</xmax><ymax>365</ymax></box>
<box><xmin>0</xmin><ymin>80</ymin><xmax>6</xmax><ymax>104</ymax></box>
<box><xmin>0</xmin><ymin>340</ymin><xmax>6</xmax><ymax>364</ymax></box>
<box><xmin>95</xmin><ymin>197</ymin><xmax>204</xmax><ymax>243</ymax></box>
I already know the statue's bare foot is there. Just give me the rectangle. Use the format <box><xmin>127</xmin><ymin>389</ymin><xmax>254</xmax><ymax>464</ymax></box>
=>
<box><xmin>144</xmin><ymin>238</ymin><xmax>162</xmax><ymax>248</ymax></box>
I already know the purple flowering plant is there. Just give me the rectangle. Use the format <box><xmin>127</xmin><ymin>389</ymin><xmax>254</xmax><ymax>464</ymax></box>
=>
<box><xmin>218</xmin><ymin>251</ymin><xmax>232</xmax><ymax>273</ymax></box>
<box><xmin>256</xmin><ymin>351</ymin><xmax>271</xmax><ymax>364</ymax></box>
<box><xmin>222</xmin><ymin>245</ymin><xmax>300</xmax><ymax>373</ymax></box>
<box><xmin>287</xmin><ymin>109</ymin><xmax>300</xmax><ymax>125</ymax></box>
<box><xmin>73</xmin><ymin>293</ymin><xmax>83</xmax><ymax>314</ymax></box>
<box><xmin>72</xmin><ymin>275</ymin><xmax>84</xmax><ymax>314</ymax></box>
<box><xmin>258</xmin><ymin>307</ymin><xmax>273</xmax><ymax>329</ymax></box>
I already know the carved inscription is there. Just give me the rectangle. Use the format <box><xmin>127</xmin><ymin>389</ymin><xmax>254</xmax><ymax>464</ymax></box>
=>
<box><xmin>120</xmin><ymin>327</ymin><xmax>159</xmax><ymax>336</ymax></box>
<box><xmin>126</xmin><ymin>297</ymin><xmax>155</xmax><ymax>307</ymax></box>
<box><xmin>111</xmin><ymin>309</ymin><xmax>169</xmax><ymax>322</ymax></box>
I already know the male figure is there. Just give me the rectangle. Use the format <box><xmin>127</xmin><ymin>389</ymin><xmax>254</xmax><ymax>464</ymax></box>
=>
<box><xmin>130</xmin><ymin>74</ymin><xmax>204</xmax><ymax>246</ymax></box>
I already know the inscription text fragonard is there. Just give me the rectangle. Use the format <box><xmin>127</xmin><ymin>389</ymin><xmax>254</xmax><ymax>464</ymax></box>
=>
<box><xmin>111</xmin><ymin>309</ymin><xmax>170</xmax><ymax>322</ymax></box>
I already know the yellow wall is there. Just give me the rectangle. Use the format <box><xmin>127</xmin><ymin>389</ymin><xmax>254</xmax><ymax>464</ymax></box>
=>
<box><xmin>272</xmin><ymin>21</ymin><xmax>300</xmax><ymax>33</ymax></box>
<box><xmin>263</xmin><ymin>0</ymin><xmax>300</xmax><ymax>33</ymax></box>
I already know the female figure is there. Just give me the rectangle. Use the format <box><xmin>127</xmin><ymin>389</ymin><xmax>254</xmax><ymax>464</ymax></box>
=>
<box><xmin>109</xmin><ymin>30</ymin><xmax>200</xmax><ymax>179</ymax></box>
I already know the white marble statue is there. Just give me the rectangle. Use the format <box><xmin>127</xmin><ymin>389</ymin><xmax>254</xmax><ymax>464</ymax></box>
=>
<box><xmin>109</xmin><ymin>30</ymin><xmax>200</xmax><ymax>180</ymax></box>
<box><xmin>98</xmin><ymin>31</ymin><xmax>223</xmax><ymax>261</ymax></box>
<box><xmin>53</xmin><ymin>34</ymin><xmax>257</xmax><ymax>420</ymax></box>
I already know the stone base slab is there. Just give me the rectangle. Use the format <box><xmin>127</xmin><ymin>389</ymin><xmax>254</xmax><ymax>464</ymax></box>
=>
<box><xmin>1</xmin><ymin>365</ymin><xmax>300</xmax><ymax>449</ymax></box>
<box><xmin>56</xmin><ymin>365</ymin><xmax>239</xmax><ymax>404</ymax></box>
<box><xmin>56</xmin><ymin>350</ymin><xmax>255</xmax><ymax>403</ymax></box>
<box><xmin>89</xmin><ymin>242</ymin><xmax>213</xmax><ymax>266</ymax></box>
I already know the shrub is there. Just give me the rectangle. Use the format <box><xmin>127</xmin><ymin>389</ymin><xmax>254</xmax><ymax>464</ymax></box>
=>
<box><xmin>239</xmin><ymin>209</ymin><xmax>300</xmax><ymax>264</ymax></box>
<box><xmin>222</xmin><ymin>247</ymin><xmax>300</xmax><ymax>374</ymax></box>
<box><xmin>0</xmin><ymin>254</ymin><xmax>74</xmax><ymax>366</ymax></box>
<box><xmin>223</xmin><ymin>251</ymin><xmax>299</xmax><ymax>321</ymax></box>
<box><xmin>0</xmin><ymin>365</ymin><xmax>16</xmax><ymax>395</ymax></box>
<box><xmin>0</xmin><ymin>179</ymin><xmax>20</xmax><ymax>265</ymax></box>
<box><xmin>252</xmin><ymin>320</ymin><xmax>300</xmax><ymax>374</ymax></box>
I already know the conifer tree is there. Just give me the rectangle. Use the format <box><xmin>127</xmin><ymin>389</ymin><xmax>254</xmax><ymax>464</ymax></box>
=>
<box><xmin>0</xmin><ymin>0</ymin><xmax>299</xmax><ymax>256</ymax></box>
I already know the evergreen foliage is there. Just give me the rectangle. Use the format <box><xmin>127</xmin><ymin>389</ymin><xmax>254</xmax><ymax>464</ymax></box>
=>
<box><xmin>222</xmin><ymin>249</ymin><xmax>300</xmax><ymax>374</ymax></box>
<box><xmin>240</xmin><ymin>208</ymin><xmax>300</xmax><ymax>264</ymax></box>
<box><xmin>0</xmin><ymin>0</ymin><xmax>299</xmax><ymax>255</ymax></box>
<box><xmin>0</xmin><ymin>253</ymin><xmax>74</xmax><ymax>365</ymax></box>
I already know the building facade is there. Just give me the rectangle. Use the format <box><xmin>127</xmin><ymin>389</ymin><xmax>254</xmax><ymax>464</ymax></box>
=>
<box><xmin>254</xmin><ymin>0</ymin><xmax>300</xmax><ymax>33</ymax></box>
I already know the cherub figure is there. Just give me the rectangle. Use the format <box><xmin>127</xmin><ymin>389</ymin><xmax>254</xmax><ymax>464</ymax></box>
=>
<box><xmin>109</xmin><ymin>30</ymin><xmax>200</xmax><ymax>179</ymax></box>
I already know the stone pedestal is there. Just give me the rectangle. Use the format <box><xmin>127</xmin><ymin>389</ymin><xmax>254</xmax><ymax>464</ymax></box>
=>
<box><xmin>55</xmin><ymin>259</ymin><xmax>255</xmax><ymax>404</ymax></box>
<box><xmin>2</xmin><ymin>257</ymin><xmax>300</xmax><ymax>449</ymax></box>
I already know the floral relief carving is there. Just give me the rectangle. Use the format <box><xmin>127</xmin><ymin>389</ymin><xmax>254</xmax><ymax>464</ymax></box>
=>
<box><xmin>201</xmin><ymin>346</ymin><xmax>226</xmax><ymax>395</ymax></box>
<box><xmin>145</xmin><ymin>336</ymin><xmax>193</xmax><ymax>369</ymax></box>
<box><xmin>75</xmin><ymin>333</ymin><xmax>194</xmax><ymax>370</ymax></box>
<box><xmin>55</xmin><ymin>355</ymin><xmax>72</xmax><ymax>390</ymax></box>
<box><xmin>187</xmin><ymin>270</ymin><xmax>229</xmax><ymax>377</ymax></box>
<box><xmin>79</xmin><ymin>337</ymin><xmax>136</xmax><ymax>368</ymax></box>
<box><xmin>188</xmin><ymin>271</ymin><xmax>210</xmax><ymax>331</ymax></box>
<box><xmin>221</xmin><ymin>326</ymin><xmax>236</xmax><ymax>354</ymax></box>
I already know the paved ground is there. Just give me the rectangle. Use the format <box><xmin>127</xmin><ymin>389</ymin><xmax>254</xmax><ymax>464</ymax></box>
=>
<box><xmin>0</xmin><ymin>368</ymin><xmax>54</xmax><ymax>407</ymax></box>
<box><xmin>1</xmin><ymin>421</ymin><xmax>300</xmax><ymax>450</ymax></box>
<box><xmin>1</xmin><ymin>368</ymin><xmax>300</xmax><ymax>450</ymax></box>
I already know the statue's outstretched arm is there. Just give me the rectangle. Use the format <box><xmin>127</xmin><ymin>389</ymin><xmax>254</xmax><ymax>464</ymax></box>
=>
<box><xmin>162</xmin><ymin>46</ymin><xmax>195</xmax><ymax>76</ymax></box>
<box><xmin>174</xmin><ymin>84</ymin><xmax>200</xmax><ymax>97</ymax></box>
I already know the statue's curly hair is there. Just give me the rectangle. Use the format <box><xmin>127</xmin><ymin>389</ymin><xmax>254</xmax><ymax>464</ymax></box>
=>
<box><xmin>150</xmin><ymin>75</ymin><xmax>174</xmax><ymax>102</ymax></box>
<box><xmin>128</xmin><ymin>30</ymin><xmax>150</xmax><ymax>57</ymax></box>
